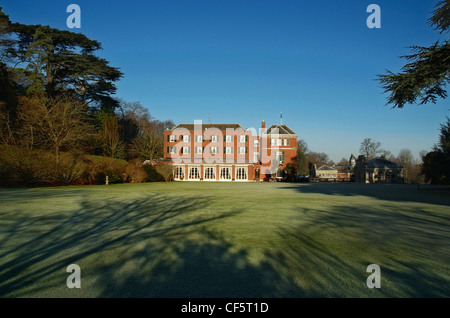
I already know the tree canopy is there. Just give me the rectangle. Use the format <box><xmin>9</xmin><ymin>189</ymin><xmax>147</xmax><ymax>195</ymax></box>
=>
<box><xmin>0</xmin><ymin>6</ymin><xmax>173</xmax><ymax>186</ymax></box>
<box><xmin>378</xmin><ymin>0</ymin><xmax>450</xmax><ymax>108</ymax></box>
<box><xmin>4</xmin><ymin>15</ymin><xmax>123</xmax><ymax>111</ymax></box>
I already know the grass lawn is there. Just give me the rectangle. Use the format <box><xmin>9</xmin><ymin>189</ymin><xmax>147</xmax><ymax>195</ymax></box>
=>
<box><xmin>0</xmin><ymin>182</ymin><xmax>449</xmax><ymax>297</ymax></box>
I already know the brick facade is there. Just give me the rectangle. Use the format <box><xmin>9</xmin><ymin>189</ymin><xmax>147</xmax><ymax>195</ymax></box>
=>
<box><xmin>164</xmin><ymin>121</ymin><xmax>297</xmax><ymax>181</ymax></box>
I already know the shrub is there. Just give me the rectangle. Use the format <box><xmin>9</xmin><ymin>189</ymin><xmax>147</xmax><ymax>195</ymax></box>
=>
<box><xmin>143</xmin><ymin>163</ymin><xmax>165</xmax><ymax>182</ymax></box>
<box><xmin>154</xmin><ymin>162</ymin><xmax>173</xmax><ymax>182</ymax></box>
<box><xmin>123</xmin><ymin>159</ymin><xmax>147</xmax><ymax>183</ymax></box>
<box><xmin>0</xmin><ymin>146</ymin><xmax>129</xmax><ymax>186</ymax></box>
<box><xmin>0</xmin><ymin>145</ymin><xmax>59</xmax><ymax>186</ymax></box>
<box><xmin>82</xmin><ymin>155</ymin><xmax>128</xmax><ymax>185</ymax></box>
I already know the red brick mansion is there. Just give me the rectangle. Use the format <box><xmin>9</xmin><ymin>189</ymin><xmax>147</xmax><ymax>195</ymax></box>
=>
<box><xmin>163</xmin><ymin>120</ymin><xmax>298</xmax><ymax>181</ymax></box>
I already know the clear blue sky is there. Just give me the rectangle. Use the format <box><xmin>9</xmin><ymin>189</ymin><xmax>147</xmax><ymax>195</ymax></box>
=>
<box><xmin>2</xmin><ymin>0</ymin><xmax>449</xmax><ymax>161</ymax></box>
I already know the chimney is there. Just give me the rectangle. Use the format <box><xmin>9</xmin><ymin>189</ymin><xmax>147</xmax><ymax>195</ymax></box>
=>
<box><xmin>261</xmin><ymin>120</ymin><xmax>266</xmax><ymax>132</ymax></box>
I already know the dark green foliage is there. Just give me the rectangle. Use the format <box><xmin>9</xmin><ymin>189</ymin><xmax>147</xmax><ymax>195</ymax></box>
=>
<box><xmin>429</xmin><ymin>0</ymin><xmax>450</xmax><ymax>34</ymax></box>
<box><xmin>9</xmin><ymin>22</ymin><xmax>123</xmax><ymax>108</ymax></box>
<box><xmin>143</xmin><ymin>164</ymin><xmax>165</xmax><ymax>182</ymax></box>
<box><xmin>421</xmin><ymin>118</ymin><xmax>450</xmax><ymax>184</ymax></box>
<box><xmin>0</xmin><ymin>63</ymin><xmax>18</xmax><ymax>121</ymax></box>
<box><xmin>284</xmin><ymin>163</ymin><xmax>297</xmax><ymax>181</ymax></box>
<box><xmin>378</xmin><ymin>0</ymin><xmax>450</xmax><ymax>108</ymax></box>
<box><xmin>378</xmin><ymin>42</ymin><xmax>450</xmax><ymax>108</ymax></box>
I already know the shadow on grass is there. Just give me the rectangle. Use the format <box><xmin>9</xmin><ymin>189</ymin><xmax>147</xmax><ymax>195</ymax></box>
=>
<box><xmin>280</xmin><ymin>183</ymin><xmax>450</xmax><ymax>206</ymax></box>
<box><xmin>0</xmin><ymin>192</ymin><xmax>301</xmax><ymax>297</ymax></box>
<box><xmin>97</xmin><ymin>234</ymin><xmax>300</xmax><ymax>298</ymax></box>
<box><xmin>1</xmin><ymin>185</ymin><xmax>448</xmax><ymax>297</ymax></box>
<box><xmin>262</xmin><ymin>202</ymin><xmax>450</xmax><ymax>297</ymax></box>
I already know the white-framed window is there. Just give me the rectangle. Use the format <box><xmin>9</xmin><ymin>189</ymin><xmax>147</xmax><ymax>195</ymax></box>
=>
<box><xmin>210</xmin><ymin>146</ymin><xmax>219</xmax><ymax>154</ymax></box>
<box><xmin>224</xmin><ymin>147</ymin><xmax>233</xmax><ymax>155</ymax></box>
<box><xmin>277</xmin><ymin>139</ymin><xmax>283</xmax><ymax>146</ymax></box>
<box><xmin>173</xmin><ymin>166</ymin><xmax>184</xmax><ymax>180</ymax></box>
<box><xmin>235</xmin><ymin>166</ymin><xmax>248</xmax><ymax>180</ymax></box>
<box><xmin>275</xmin><ymin>151</ymin><xmax>285</xmax><ymax>161</ymax></box>
<box><xmin>219</xmin><ymin>166</ymin><xmax>232</xmax><ymax>180</ymax></box>
<box><xmin>270</xmin><ymin>138</ymin><xmax>276</xmax><ymax>146</ymax></box>
<box><xmin>195</xmin><ymin>147</ymin><xmax>204</xmax><ymax>154</ymax></box>
<box><xmin>188</xmin><ymin>166</ymin><xmax>200</xmax><ymax>180</ymax></box>
<box><xmin>238</xmin><ymin>147</ymin><xmax>247</xmax><ymax>154</ymax></box>
<box><xmin>283</xmin><ymin>139</ymin><xmax>290</xmax><ymax>146</ymax></box>
<box><xmin>210</xmin><ymin>135</ymin><xmax>219</xmax><ymax>142</ymax></box>
<box><xmin>254</xmin><ymin>140</ymin><xmax>259</xmax><ymax>147</ymax></box>
<box><xmin>254</xmin><ymin>152</ymin><xmax>259</xmax><ymax>163</ymax></box>
<box><xmin>224</xmin><ymin>135</ymin><xmax>233</xmax><ymax>143</ymax></box>
<box><xmin>196</xmin><ymin>135</ymin><xmax>204</xmax><ymax>142</ymax></box>
<box><xmin>182</xmin><ymin>135</ymin><xmax>191</xmax><ymax>142</ymax></box>
<box><xmin>167</xmin><ymin>146</ymin><xmax>176</xmax><ymax>154</ymax></box>
<box><xmin>204</xmin><ymin>166</ymin><xmax>216</xmax><ymax>180</ymax></box>
<box><xmin>239</xmin><ymin>135</ymin><xmax>248</xmax><ymax>143</ymax></box>
<box><xmin>181</xmin><ymin>146</ymin><xmax>191</xmax><ymax>154</ymax></box>
<box><xmin>169</xmin><ymin>135</ymin><xmax>177</xmax><ymax>142</ymax></box>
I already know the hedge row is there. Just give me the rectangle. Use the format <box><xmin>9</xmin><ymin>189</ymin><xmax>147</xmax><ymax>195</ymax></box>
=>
<box><xmin>0</xmin><ymin>146</ymin><xmax>172</xmax><ymax>187</ymax></box>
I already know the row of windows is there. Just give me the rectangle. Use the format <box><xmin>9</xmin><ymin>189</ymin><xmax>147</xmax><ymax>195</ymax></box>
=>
<box><xmin>167</xmin><ymin>146</ymin><xmax>249</xmax><ymax>155</ymax></box>
<box><xmin>174</xmin><ymin>166</ymin><xmax>248</xmax><ymax>180</ymax></box>
<box><xmin>168</xmin><ymin>146</ymin><xmax>283</xmax><ymax>161</ymax></box>
<box><xmin>270</xmin><ymin>138</ymin><xmax>290</xmax><ymax>146</ymax></box>
<box><xmin>168</xmin><ymin>135</ymin><xmax>250</xmax><ymax>143</ymax></box>
<box><xmin>168</xmin><ymin>135</ymin><xmax>290</xmax><ymax>147</ymax></box>
<box><xmin>317</xmin><ymin>173</ymin><xmax>337</xmax><ymax>178</ymax></box>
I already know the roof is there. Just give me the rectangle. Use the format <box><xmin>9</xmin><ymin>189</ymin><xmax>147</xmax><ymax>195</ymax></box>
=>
<box><xmin>264</xmin><ymin>124</ymin><xmax>296</xmax><ymax>135</ymax></box>
<box><xmin>363</xmin><ymin>158</ymin><xmax>403</xmax><ymax>169</ymax></box>
<box><xmin>317</xmin><ymin>165</ymin><xmax>338</xmax><ymax>171</ymax></box>
<box><xmin>172</xmin><ymin>123</ymin><xmax>244</xmax><ymax>131</ymax></box>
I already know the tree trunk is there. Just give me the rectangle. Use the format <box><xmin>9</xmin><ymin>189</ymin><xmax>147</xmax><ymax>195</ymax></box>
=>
<box><xmin>55</xmin><ymin>145</ymin><xmax>60</xmax><ymax>166</ymax></box>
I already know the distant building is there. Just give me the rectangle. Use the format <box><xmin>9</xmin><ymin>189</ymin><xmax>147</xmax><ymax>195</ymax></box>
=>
<box><xmin>312</xmin><ymin>165</ymin><xmax>338</xmax><ymax>182</ymax></box>
<box><xmin>337</xmin><ymin>172</ymin><xmax>352</xmax><ymax>182</ymax></box>
<box><xmin>354</xmin><ymin>156</ymin><xmax>404</xmax><ymax>183</ymax></box>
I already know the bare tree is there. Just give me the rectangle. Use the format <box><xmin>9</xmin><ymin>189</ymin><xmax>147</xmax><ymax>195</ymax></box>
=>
<box><xmin>120</xmin><ymin>101</ymin><xmax>152</xmax><ymax>129</ymax></box>
<box><xmin>398</xmin><ymin>148</ymin><xmax>413</xmax><ymax>175</ymax></box>
<box><xmin>359</xmin><ymin>138</ymin><xmax>384</xmax><ymax>160</ymax></box>
<box><xmin>307</xmin><ymin>151</ymin><xmax>330</xmax><ymax>167</ymax></box>
<box><xmin>17</xmin><ymin>94</ymin><xmax>93</xmax><ymax>165</ymax></box>
<box><xmin>336</xmin><ymin>157</ymin><xmax>350</xmax><ymax>172</ymax></box>
<box><xmin>118</xmin><ymin>100</ymin><xmax>168</xmax><ymax>160</ymax></box>
<box><xmin>129</xmin><ymin>124</ymin><xmax>164</xmax><ymax>160</ymax></box>
<box><xmin>100</xmin><ymin>114</ymin><xmax>125</xmax><ymax>159</ymax></box>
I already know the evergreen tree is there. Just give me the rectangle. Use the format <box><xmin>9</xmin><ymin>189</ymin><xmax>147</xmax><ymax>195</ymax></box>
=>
<box><xmin>421</xmin><ymin>118</ymin><xmax>450</xmax><ymax>184</ymax></box>
<box><xmin>378</xmin><ymin>0</ymin><xmax>449</xmax><ymax>108</ymax></box>
<box><xmin>8</xmin><ymin>19</ymin><xmax>123</xmax><ymax>111</ymax></box>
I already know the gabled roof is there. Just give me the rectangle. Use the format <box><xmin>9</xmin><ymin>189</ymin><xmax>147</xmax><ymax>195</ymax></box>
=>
<box><xmin>364</xmin><ymin>158</ymin><xmax>403</xmax><ymax>169</ymax></box>
<box><xmin>317</xmin><ymin>165</ymin><xmax>338</xmax><ymax>171</ymax></box>
<box><xmin>172</xmin><ymin>123</ymin><xmax>244</xmax><ymax>131</ymax></box>
<box><xmin>264</xmin><ymin>124</ymin><xmax>296</xmax><ymax>135</ymax></box>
